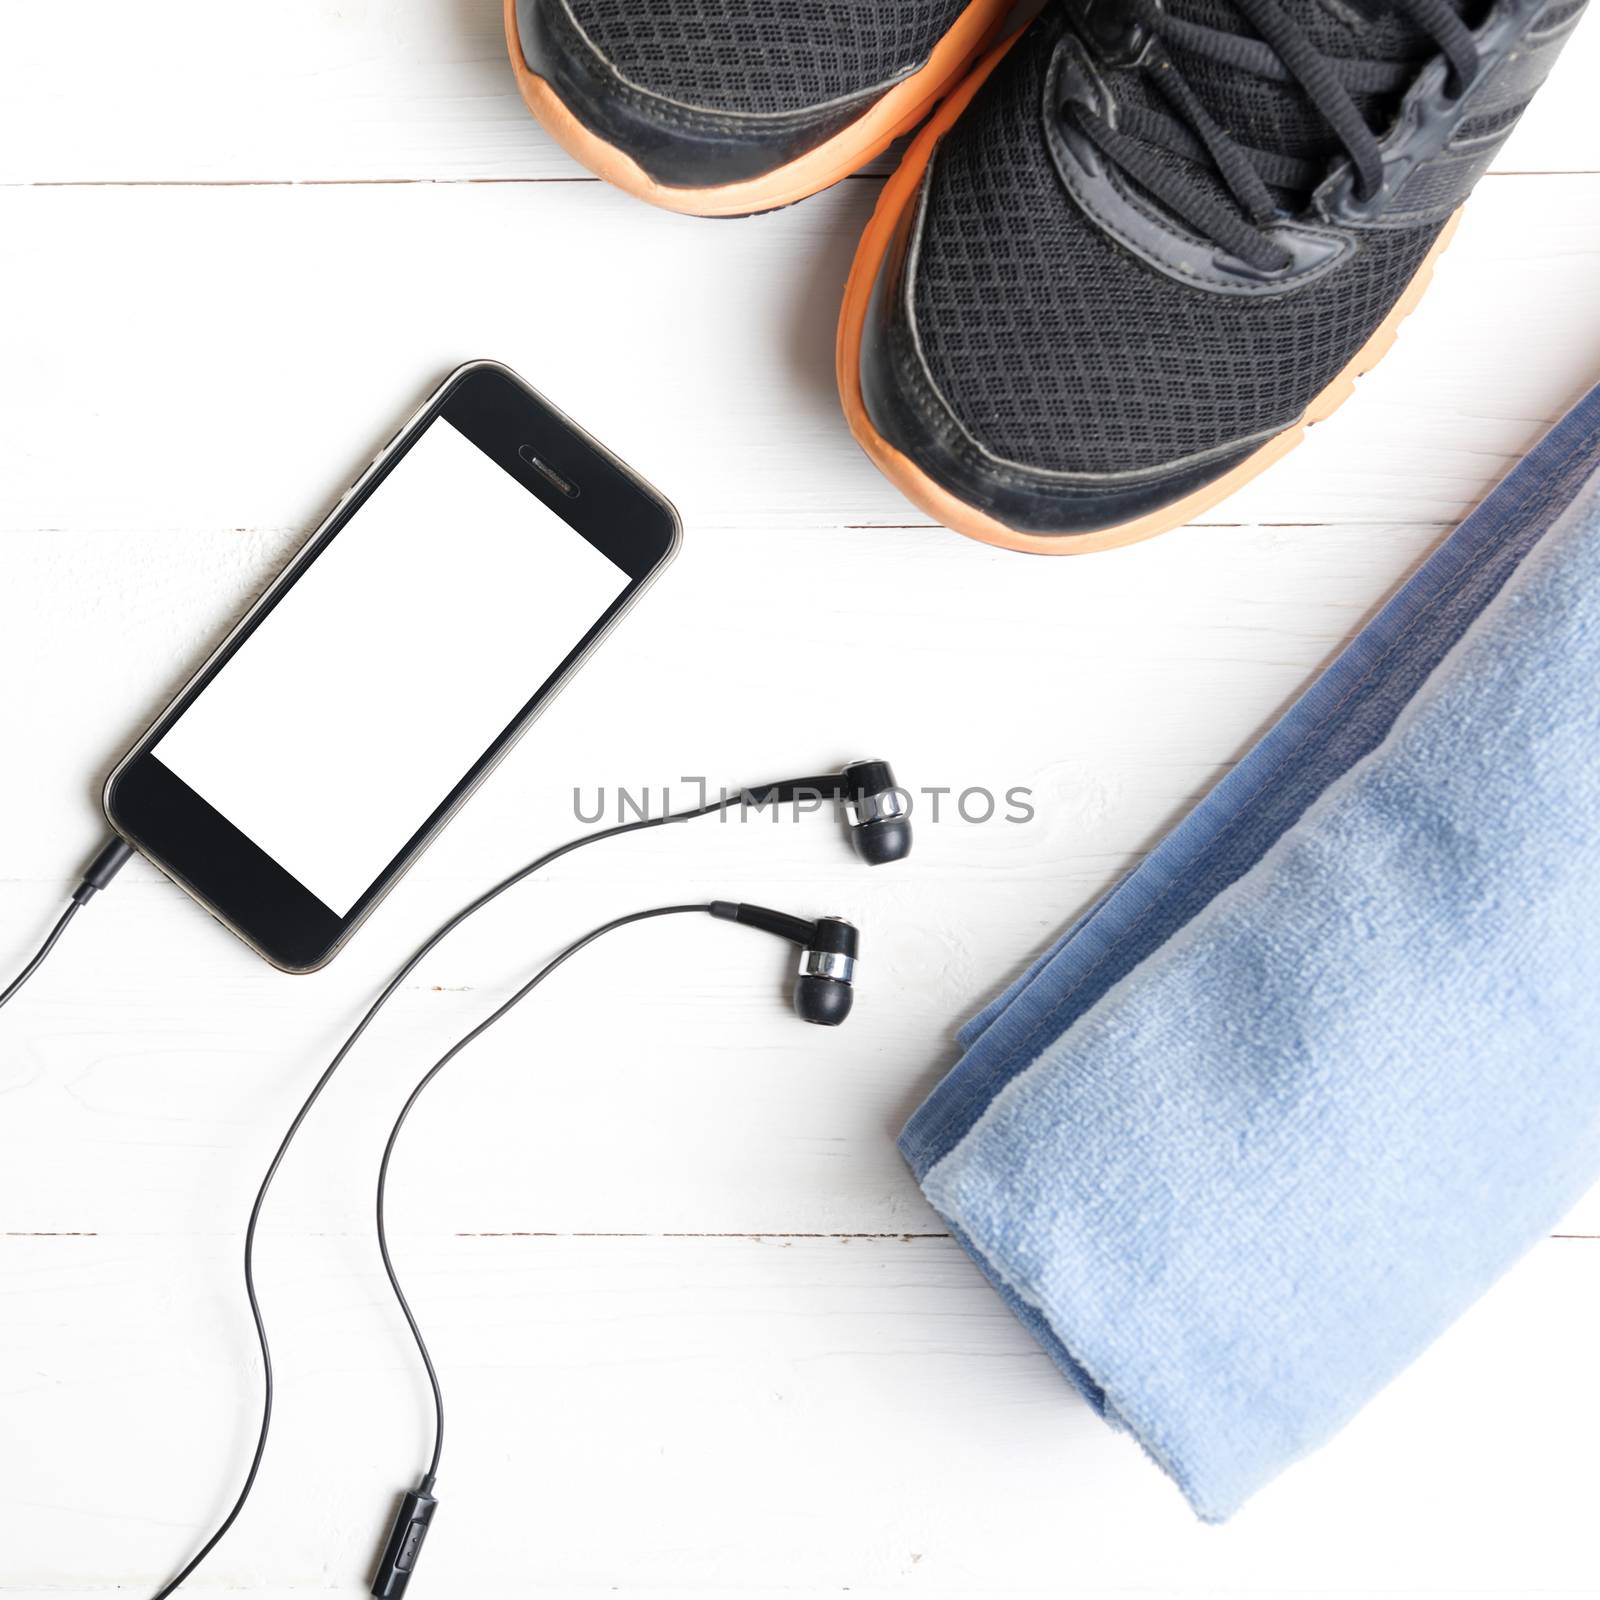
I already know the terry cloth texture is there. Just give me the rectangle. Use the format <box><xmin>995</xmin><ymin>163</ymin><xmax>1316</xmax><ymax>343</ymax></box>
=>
<box><xmin>901</xmin><ymin>381</ymin><xmax>1600</xmax><ymax>1521</ymax></box>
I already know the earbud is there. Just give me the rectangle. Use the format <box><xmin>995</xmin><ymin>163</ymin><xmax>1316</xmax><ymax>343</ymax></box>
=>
<box><xmin>839</xmin><ymin>758</ymin><xmax>912</xmax><ymax>867</ymax></box>
<box><xmin>742</xmin><ymin>756</ymin><xmax>912</xmax><ymax>867</ymax></box>
<box><xmin>794</xmin><ymin>916</ymin><xmax>858</xmax><ymax>1026</ymax></box>
<box><xmin>710</xmin><ymin>901</ymin><xmax>860</xmax><ymax>1026</ymax></box>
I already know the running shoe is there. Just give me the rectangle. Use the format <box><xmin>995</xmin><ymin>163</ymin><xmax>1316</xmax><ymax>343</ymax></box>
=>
<box><xmin>506</xmin><ymin>0</ymin><xmax>1015</xmax><ymax>216</ymax></box>
<box><xmin>839</xmin><ymin>0</ymin><xmax>1588</xmax><ymax>552</ymax></box>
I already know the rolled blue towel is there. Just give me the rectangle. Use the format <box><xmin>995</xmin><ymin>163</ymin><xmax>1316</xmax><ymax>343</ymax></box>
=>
<box><xmin>902</xmin><ymin>383</ymin><xmax>1600</xmax><ymax>1522</ymax></box>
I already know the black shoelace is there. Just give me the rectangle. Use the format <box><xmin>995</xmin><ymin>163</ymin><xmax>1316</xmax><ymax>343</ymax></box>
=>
<box><xmin>1062</xmin><ymin>0</ymin><xmax>1482</xmax><ymax>271</ymax></box>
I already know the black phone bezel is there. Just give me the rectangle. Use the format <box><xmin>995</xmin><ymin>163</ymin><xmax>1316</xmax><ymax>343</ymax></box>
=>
<box><xmin>103</xmin><ymin>361</ymin><xmax>680</xmax><ymax>973</ymax></box>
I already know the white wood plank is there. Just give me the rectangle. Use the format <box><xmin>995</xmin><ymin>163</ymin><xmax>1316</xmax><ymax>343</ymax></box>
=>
<box><xmin>3</xmin><ymin>1232</ymin><xmax>1596</xmax><ymax>1596</ymax></box>
<box><xmin>2</xmin><ymin>0</ymin><xmax>1593</xmax><ymax>184</ymax></box>
<box><xmin>3</xmin><ymin>504</ymin><xmax>1599</xmax><ymax>1241</ymax></box>
<box><xmin>27</xmin><ymin>507</ymin><xmax>1600</xmax><ymax>1239</ymax></box>
<box><xmin>4</xmin><ymin>870</ymin><xmax>1593</xmax><ymax>1239</ymax></box>
<box><xmin>1</xmin><ymin>177</ymin><xmax>1597</xmax><ymax>549</ymax></box>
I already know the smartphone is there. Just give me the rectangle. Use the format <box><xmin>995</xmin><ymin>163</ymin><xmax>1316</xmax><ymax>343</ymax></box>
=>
<box><xmin>104</xmin><ymin>361</ymin><xmax>680</xmax><ymax>973</ymax></box>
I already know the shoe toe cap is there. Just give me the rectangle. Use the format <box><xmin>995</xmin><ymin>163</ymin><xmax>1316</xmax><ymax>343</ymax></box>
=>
<box><xmin>852</xmin><ymin>160</ymin><xmax>1261</xmax><ymax>544</ymax></box>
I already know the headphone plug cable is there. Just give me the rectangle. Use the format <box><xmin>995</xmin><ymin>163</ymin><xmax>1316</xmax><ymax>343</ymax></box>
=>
<box><xmin>0</xmin><ymin>836</ymin><xmax>134</xmax><ymax>1013</ymax></box>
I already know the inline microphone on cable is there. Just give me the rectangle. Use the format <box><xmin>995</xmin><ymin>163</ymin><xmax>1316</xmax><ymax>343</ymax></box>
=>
<box><xmin>370</xmin><ymin>1479</ymin><xmax>438</xmax><ymax>1600</ymax></box>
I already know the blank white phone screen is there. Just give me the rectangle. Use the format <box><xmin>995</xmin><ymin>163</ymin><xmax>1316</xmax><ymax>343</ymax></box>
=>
<box><xmin>154</xmin><ymin>417</ymin><xmax>631</xmax><ymax>917</ymax></box>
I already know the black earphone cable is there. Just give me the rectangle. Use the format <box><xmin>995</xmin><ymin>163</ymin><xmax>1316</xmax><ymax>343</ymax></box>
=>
<box><xmin>0</xmin><ymin>838</ymin><xmax>134</xmax><ymax>1014</ymax></box>
<box><xmin>146</xmin><ymin>800</ymin><xmax>731</xmax><ymax>1600</ymax></box>
<box><xmin>375</xmin><ymin>903</ymin><xmax>710</xmax><ymax>1490</ymax></box>
<box><xmin>0</xmin><ymin>901</ymin><xmax>83</xmax><ymax>1013</ymax></box>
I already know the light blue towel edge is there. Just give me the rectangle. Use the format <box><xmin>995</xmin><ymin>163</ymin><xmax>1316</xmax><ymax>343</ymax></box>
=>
<box><xmin>899</xmin><ymin>382</ymin><xmax>1600</xmax><ymax>1521</ymax></box>
<box><xmin>901</xmin><ymin>383</ymin><xmax>1600</xmax><ymax>1184</ymax></box>
<box><xmin>922</xmin><ymin>461</ymin><xmax>1600</xmax><ymax>1517</ymax></box>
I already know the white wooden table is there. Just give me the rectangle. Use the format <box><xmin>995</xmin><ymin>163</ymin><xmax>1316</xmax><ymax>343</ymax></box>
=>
<box><xmin>3</xmin><ymin>5</ymin><xmax>1598</xmax><ymax>1596</ymax></box>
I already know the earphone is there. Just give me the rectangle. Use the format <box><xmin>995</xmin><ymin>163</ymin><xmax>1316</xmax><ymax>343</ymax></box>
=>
<box><xmin>133</xmin><ymin>758</ymin><xmax>911</xmax><ymax>1600</ymax></box>
<box><xmin>711</xmin><ymin>901</ymin><xmax>862</xmax><ymax>1024</ymax></box>
<box><xmin>368</xmin><ymin>898</ymin><xmax>866</xmax><ymax>1596</ymax></box>
<box><xmin>746</xmin><ymin>756</ymin><xmax>913</xmax><ymax>870</ymax></box>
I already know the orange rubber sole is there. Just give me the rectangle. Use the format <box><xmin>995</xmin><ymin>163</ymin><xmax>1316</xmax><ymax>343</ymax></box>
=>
<box><xmin>504</xmin><ymin>0</ymin><xmax>1016</xmax><ymax>218</ymax></box>
<box><xmin>836</xmin><ymin>33</ymin><xmax>1462</xmax><ymax>556</ymax></box>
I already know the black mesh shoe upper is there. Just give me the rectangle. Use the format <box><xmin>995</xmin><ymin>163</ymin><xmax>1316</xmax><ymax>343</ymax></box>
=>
<box><xmin>860</xmin><ymin>0</ymin><xmax>1586</xmax><ymax>515</ymax></box>
<box><xmin>566</xmin><ymin>0</ymin><xmax>973</xmax><ymax>115</ymax></box>
<box><xmin>908</xmin><ymin>9</ymin><xmax>1446</xmax><ymax>476</ymax></box>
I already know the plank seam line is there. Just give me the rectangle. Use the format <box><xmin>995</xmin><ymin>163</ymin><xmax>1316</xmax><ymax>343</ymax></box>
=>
<box><xmin>5</xmin><ymin>1229</ymin><xmax>1590</xmax><ymax>1240</ymax></box>
<box><xmin>842</xmin><ymin>520</ymin><xmax>1459</xmax><ymax>530</ymax></box>
<box><xmin>452</xmin><ymin>1230</ymin><xmax>952</xmax><ymax>1239</ymax></box>
<box><xmin>4</xmin><ymin>169</ymin><xmax>1593</xmax><ymax>191</ymax></box>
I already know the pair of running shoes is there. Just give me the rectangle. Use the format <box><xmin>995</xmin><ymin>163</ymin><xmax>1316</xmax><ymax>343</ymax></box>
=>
<box><xmin>506</xmin><ymin>0</ymin><xmax>1586</xmax><ymax>554</ymax></box>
